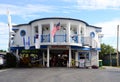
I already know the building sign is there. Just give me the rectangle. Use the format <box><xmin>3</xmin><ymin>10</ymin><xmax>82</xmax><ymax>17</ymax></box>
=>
<box><xmin>20</xmin><ymin>30</ymin><xmax>26</xmax><ymax>36</ymax></box>
<box><xmin>90</xmin><ymin>32</ymin><xmax>95</xmax><ymax>38</ymax></box>
<box><xmin>51</xmin><ymin>45</ymin><xmax>67</xmax><ymax>49</ymax></box>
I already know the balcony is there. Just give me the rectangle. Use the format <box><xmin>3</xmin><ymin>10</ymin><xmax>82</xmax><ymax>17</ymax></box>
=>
<box><xmin>82</xmin><ymin>37</ymin><xmax>98</xmax><ymax>48</ymax></box>
<box><xmin>54</xmin><ymin>34</ymin><xmax>67</xmax><ymax>42</ymax></box>
<box><xmin>70</xmin><ymin>35</ymin><xmax>78</xmax><ymax>43</ymax></box>
<box><xmin>34</xmin><ymin>34</ymin><xmax>98</xmax><ymax>48</ymax></box>
<box><xmin>41</xmin><ymin>34</ymin><xmax>50</xmax><ymax>42</ymax></box>
<box><xmin>41</xmin><ymin>34</ymin><xmax>78</xmax><ymax>43</ymax></box>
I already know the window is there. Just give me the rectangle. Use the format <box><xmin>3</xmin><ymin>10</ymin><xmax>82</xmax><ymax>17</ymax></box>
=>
<box><xmin>20</xmin><ymin>30</ymin><xmax>26</xmax><ymax>36</ymax></box>
<box><xmin>34</xmin><ymin>26</ymin><xmax>38</xmax><ymax>34</ymax></box>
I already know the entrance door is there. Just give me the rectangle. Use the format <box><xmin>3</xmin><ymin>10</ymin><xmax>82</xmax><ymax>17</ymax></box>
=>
<box><xmin>79</xmin><ymin>52</ymin><xmax>89</xmax><ymax>67</ymax></box>
<box><xmin>50</xmin><ymin>50</ymin><xmax>68</xmax><ymax>67</ymax></box>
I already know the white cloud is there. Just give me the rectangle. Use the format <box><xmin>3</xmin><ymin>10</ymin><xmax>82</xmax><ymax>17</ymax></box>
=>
<box><xmin>95</xmin><ymin>19</ymin><xmax>120</xmax><ymax>49</ymax></box>
<box><xmin>0</xmin><ymin>22</ymin><xmax>9</xmax><ymax>50</ymax></box>
<box><xmin>95</xmin><ymin>19</ymin><xmax>120</xmax><ymax>37</ymax></box>
<box><xmin>0</xmin><ymin>22</ymin><xmax>9</xmax><ymax>35</ymax></box>
<box><xmin>0</xmin><ymin>4</ymin><xmax>55</xmax><ymax>15</ymax></box>
<box><xmin>77</xmin><ymin>0</ymin><xmax>120</xmax><ymax>10</ymax></box>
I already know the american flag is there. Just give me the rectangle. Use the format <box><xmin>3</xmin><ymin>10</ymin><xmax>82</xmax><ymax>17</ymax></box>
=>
<box><xmin>51</xmin><ymin>22</ymin><xmax>60</xmax><ymax>37</ymax></box>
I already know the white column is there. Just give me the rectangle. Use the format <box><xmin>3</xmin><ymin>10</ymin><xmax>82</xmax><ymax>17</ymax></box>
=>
<box><xmin>47</xmin><ymin>46</ymin><xmax>50</xmax><ymax>67</ymax></box>
<box><xmin>35</xmin><ymin>24</ymin><xmax>42</xmax><ymax>49</ymax></box>
<box><xmin>68</xmin><ymin>47</ymin><xmax>72</xmax><ymax>67</ymax></box>
<box><xmin>50</xmin><ymin>22</ymin><xmax>54</xmax><ymax>43</ymax></box>
<box><xmin>38</xmin><ymin>24</ymin><xmax>42</xmax><ymax>43</ymax></box>
<box><xmin>16</xmin><ymin>49</ymin><xmax>19</xmax><ymax>67</ymax></box>
<box><xmin>89</xmin><ymin>51</ymin><xmax>92</xmax><ymax>66</ymax></box>
<box><xmin>67</xmin><ymin>22</ymin><xmax>70</xmax><ymax>43</ymax></box>
<box><xmin>78</xmin><ymin>24</ymin><xmax>81</xmax><ymax>44</ymax></box>
<box><xmin>43</xmin><ymin>52</ymin><xmax>45</xmax><ymax>66</ymax></box>
<box><xmin>75</xmin><ymin>51</ymin><xmax>78</xmax><ymax>67</ymax></box>
<box><xmin>16</xmin><ymin>49</ymin><xmax>19</xmax><ymax>60</ymax></box>
<box><xmin>31</xmin><ymin>25</ymin><xmax>35</xmax><ymax>45</ymax></box>
<box><xmin>96</xmin><ymin>51</ymin><xmax>99</xmax><ymax>66</ymax></box>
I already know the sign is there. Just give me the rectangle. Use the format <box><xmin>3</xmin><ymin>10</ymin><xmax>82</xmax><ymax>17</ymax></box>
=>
<box><xmin>90</xmin><ymin>32</ymin><xmax>95</xmax><ymax>38</ymax></box>
<box><xmin>20</xmin><ymin>30</ymin><xmax>26</xmax><ymax>36</ymax></box>
<box><xmin>51</xmin><ymin>45</ymin><xmax>67</xmax><ymax>49</ymax></box>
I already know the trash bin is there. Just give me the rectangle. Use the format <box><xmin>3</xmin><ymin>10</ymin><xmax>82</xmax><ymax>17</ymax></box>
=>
<box><xmin>99</xmin><ymin>60</ymin><xmax>102</xmax><ymax>67</ymax></box>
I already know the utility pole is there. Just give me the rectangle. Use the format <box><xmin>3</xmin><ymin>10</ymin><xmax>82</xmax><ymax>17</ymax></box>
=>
<box><xmin>117</xmin><ymin>25</ymin><xmax>119</xmax><ymax>66</ymax></box>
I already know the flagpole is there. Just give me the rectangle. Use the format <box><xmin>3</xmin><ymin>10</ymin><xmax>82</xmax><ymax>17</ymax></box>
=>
<box><xmin>7</xmin><ymin>10</ymin><xmax>12</xmax><ymax>52</ymax></box>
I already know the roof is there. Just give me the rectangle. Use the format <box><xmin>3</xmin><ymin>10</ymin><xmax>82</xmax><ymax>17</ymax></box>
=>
<box><xmin>13</xmin><ymin>17</ymin><xmax>102</xmax><ymax>29</ymax></box>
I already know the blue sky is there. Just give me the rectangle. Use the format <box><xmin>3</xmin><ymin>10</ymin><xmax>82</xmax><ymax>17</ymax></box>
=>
<box><xmin>0</xmin><ymin>0</ymin><xmax>120</xmax><ymax>51</ymax></box>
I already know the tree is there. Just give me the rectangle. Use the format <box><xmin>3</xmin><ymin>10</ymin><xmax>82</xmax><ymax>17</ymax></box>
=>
<box><xmin>99</xmin><ymin>43</ymin><xmax>115</xmax><ymax>59</ymax></box>
<box><xmin>0</xmin><ymin>50</ymin><xmax>6</xmax><ymax>52</ymax></box>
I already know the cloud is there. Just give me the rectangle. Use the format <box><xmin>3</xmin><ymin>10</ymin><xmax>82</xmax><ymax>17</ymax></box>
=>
<box><xmin>0</xmin><ymin>22</ymin><xmax>9</xmax><ymax>35</ymax></box>
<box><xmin>77</xmin><ymin>0</ymin><xmax>120</xmax><ymax>10</ymax></box>
<box><xmin>0</xmin><ymin>22</ymin><xmax>9</xmax><ymax>50</ymax></box>
<box><xmin>0</xmin><ymin>4</ymin><xmax>55</xmax><ymax>15</ymax></box>
<box><xmin>95</xmin><ymin>19</ymin><xmax>120</xmax><ymax>37</ymax></box>
<box><xmin>95</xmin><ymin>19</ymin><xmax>120</xmax><ymax>49</ymax></box>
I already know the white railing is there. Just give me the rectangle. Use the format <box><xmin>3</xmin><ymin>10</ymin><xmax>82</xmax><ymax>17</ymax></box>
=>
<box><xmin>82</xmin><ymin>37</ymin><xmax>98</xmax><ymax>48</ymax></box>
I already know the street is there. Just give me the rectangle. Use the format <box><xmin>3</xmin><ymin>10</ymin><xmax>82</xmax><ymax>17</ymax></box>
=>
<box><xmin>0</xmin><ymin>67</ymin><xmax>120</xmax><ymax>82</ymax></box>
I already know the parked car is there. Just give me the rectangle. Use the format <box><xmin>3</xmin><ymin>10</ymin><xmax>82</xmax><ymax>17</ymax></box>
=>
<box><xmin>0</xmin><ymin>55</ymin><xmax>6</xmax><ymax>69</ymax></box>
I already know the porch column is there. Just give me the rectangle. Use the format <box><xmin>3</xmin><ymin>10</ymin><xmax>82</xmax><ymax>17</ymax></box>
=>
<box><xmin>47</xmin><ymin>46</ymin><xmax>50</xmax><ymax>67</ymax></box>
<box><xmin>68</xmin><ymin>47</ymin><xmax>72</xmax><ymax>67</ymax></box>
<box><xmin>50</xmin><ymin>22</ymin><xmax>54</xmax><ymax>43</ymax></box>
<box><xmin>78</xmin><ymin>24</ymin><xmax>81</xmax><ymax>44</ymax></box>
<box><xmin>16</xmin><ymin>49</ymin><xmax>20</xmax><ymax>60</ymax></box>
<box><xmin>16</xmin><ymin>49</ymin><xmax>19</xmax><ymax>67</ymax></box>
<box><xmin>42</xmin><ymin>52</ymin><xmax>45</xmax><ymax>66</ymax></box>
<box><xmin>96</xmin><ymin>51</ymin><xmax>99</xmax><ymax>66</ymax></box>
<box><xmin>89</xmin><ymin>50</ymin><xmax>92</xmax><ymax>66</ymax></box>
<box><xmin>38</xmin><ymin>24</ymin><xmax>42</xmax><ymax>43</ymax></box>
<box><xmin>67</xmin><ymin>22</ymin><xmax>70</xmax><ymax>43</ymax></box>
<box><xmin>75</xmin><ymin>51</ymin><xmax>78</xmax><ymax>67</ymax></box>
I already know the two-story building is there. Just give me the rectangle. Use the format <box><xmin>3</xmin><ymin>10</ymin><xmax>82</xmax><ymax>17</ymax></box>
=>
<box><xmin>10</xmin><ymin>17</ymin><xmax>102</xmax><ymax>67</ymax></box>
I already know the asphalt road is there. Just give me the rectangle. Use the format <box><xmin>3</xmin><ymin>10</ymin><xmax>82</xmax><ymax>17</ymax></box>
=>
<box><xmin>0</xmin><ymin>67</ymin><xmax>120</xmax><ymax>82</ymax></box>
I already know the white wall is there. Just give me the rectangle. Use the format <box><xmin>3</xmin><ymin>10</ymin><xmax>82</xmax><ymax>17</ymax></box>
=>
<box><xmin>13</xmin><ymin>25</ymin><xmax>30</xmax><ymax>47</ymax></box>
<box><xmin>12</xmin><ymin>18</ymin><xmax>101</xmax><ymax>48</ymax></box>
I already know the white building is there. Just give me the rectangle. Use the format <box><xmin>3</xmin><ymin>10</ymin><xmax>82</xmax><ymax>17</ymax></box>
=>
<box><xmin>10</xmin><ymin>17</ymin><xmax>102</xmax><ymax>67</ymax></box>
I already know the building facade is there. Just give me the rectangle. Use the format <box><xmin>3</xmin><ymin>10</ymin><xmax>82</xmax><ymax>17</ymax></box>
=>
<box><xmin>10</xmin><ymin>17</ymin><xmax>102</xmax><ymax>67</ymax></box>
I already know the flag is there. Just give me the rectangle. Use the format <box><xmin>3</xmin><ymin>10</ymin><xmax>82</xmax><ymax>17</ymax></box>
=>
<box><xmin>23</xmin><ymin>36</ymin><xmax>30</xmax><ymax>49</ymax></box>
<box><xmin>35</xmin><ymin>34</ymin><xmax>40</xmax><ymax>49</ymax></box>
<box><xmin>51</xmin><ymin>22</ymin><xmax>60</xmax><ymax>37</ymax></box>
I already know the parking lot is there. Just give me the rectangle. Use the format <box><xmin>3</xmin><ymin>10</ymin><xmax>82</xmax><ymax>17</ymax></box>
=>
<box><xmin>0</xmin><ymin>67</ymin><xmax>120</xmax><ymax>82</ymax></box>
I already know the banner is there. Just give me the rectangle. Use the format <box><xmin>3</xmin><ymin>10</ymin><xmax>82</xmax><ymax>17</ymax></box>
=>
<box><xmin>35</xmin><ymin>34</ymin><xmax>40</xmax><ymax>49</ymax></box>
<box><xmin>23</xmin><ymin>36</ymin><xmax>30</xmax><ymax>49</ymax></box>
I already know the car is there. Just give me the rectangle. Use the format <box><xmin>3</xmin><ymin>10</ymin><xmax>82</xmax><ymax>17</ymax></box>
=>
<box><xmin>0</xmin><ymin>53</ymin><xmax>6</xmax><ymax>69</ymax></box>
<box><xmin>0</xmin><ymin>56</ymin><xmax>4</xmax><ymax>68</ymax></box>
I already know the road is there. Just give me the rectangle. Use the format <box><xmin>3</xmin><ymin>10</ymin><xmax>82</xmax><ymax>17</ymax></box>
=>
<box><xmin>0</xmin><ymin>67</ymin><xmax>120</xmax><ymax>82</ymax></box>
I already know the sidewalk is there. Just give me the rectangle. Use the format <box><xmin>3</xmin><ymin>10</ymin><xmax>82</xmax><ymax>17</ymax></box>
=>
<box><xmin>103</xmin><ymin>66</ymin><xmax>120</xmax><ymax>71</ymax></box>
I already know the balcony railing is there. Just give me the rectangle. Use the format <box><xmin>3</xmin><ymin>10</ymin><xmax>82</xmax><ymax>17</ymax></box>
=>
<box><xmin>41</xmin><ymin>34</ymin><xmax>50</xmax><ymax>42</ymax></box>
<box><xmin>81</xmin><ymin>37</ymin><xmax>97</xmax><ymax>48</ymax></box>
<box><xmin>33</xmin><ymin>34</ymin><xmax>98</xmax><ymax>48</ymax></box>
<box><xmin>70</xmin><ymin>35</ymin><xmax>78</xmax><ymax>43</ymax></box>
<box><xmin>54</xmin><ymin>34</ymin><xmax>67</xmax><ymax>42</ymax></box>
